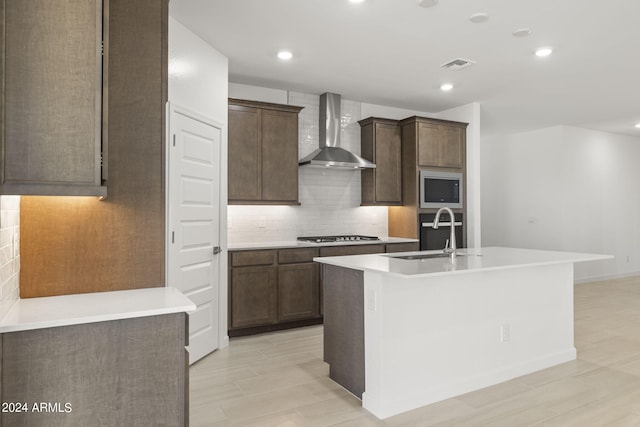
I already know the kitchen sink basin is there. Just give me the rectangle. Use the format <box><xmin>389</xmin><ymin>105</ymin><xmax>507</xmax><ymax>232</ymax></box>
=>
<box><xmin>388</xmin><ymin>252</ymin><xmax>473</xmax><ymax>260</ymax></box>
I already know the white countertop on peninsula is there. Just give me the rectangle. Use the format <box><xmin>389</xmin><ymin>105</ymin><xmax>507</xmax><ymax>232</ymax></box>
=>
<box><xmin>0</xmin><ymin>287</ymin><xmax>196</xmax><ymax>333</ymax></box>
<box><xmin>228</xmin><ymin>237</ymin><xmax>419</xmax><ymax>251</ymax></box>
<box><xmin>314</xmin><ymin>246</ymin><xmax>613</xmax><ymax>278</ymax></box>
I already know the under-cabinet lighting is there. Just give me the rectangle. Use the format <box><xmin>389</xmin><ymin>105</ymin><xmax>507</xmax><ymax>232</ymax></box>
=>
<box><xmin>440</xmin><ymin>83</ymin><xmax>454</xmax><ymax>91</ymax></box>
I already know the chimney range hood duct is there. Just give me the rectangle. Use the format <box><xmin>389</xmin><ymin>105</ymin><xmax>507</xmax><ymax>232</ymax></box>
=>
<box><xmin>298</xmin><ymin>93</ymin><xmax>376</xmax><ymax>169</ymax></box>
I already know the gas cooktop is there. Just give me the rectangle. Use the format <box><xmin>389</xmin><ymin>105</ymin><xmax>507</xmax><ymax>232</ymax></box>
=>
<box><xmin>297</xmin><ymin>235</ymin><xmax>380</xmax><ymax>244</ymax></box>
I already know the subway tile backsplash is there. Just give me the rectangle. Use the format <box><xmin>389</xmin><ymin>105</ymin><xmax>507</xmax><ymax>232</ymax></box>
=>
<box><xmin>228</xmin><ymin>92</ymin><xmax>388</xmax><ymax>244</ymax></box>
<box><xmin>0</xmin><ymin>195</ymin><xmax>20</xmax><ymax>317</ymax></box>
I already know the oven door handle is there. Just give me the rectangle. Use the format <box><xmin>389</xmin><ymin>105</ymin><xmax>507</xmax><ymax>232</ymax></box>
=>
<box><xmin>422</xmin><ymin>222</ymin><xmax>463</xmax><ymax>227</ymax></box>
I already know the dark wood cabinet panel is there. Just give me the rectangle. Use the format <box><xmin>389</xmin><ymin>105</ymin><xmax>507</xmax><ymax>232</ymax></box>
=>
<box><xmin>262</xmin><ymin>109</ymin><xmax>299</xmax><ymax>202</ymax></box>
<box><xmin>278</xmin><ymin>263</ymin><xmax>320</xmax><ymax>322</ymax></box>
<box><xmin>359</xmin><ymin>118</ymin><xmax>402</xmax><ymax>206</ymax></box>
<box><xmin>385</xmin><ymin>242</ymin><xmax>420</xmax><ymax>253</ymax></box>
<box><xmin>228</xmin><ymin>105</ymin><xmax>261</xmax><ymax>201</ymax></box>
<box><xmin>416</xmin><ymin>120</ymin><xmax>465</xmax><ymax>169</ymax></box>
<box><xmin>1</xmin><ymin>314</ymin><xmax>187</xmax><ymax>426</ymax></box>
<box><xmin>0</xmin><ymin>0</ymin><xmax>106</xmax><ymax>196</ymax></box>
<box><xmin>228</xmin><ymin>99</ymin><xmax>303</xmax><ymax>205</ymax></box>
<box><xmin>230</xmin><ymin>265</ymin><xmax>277</xmax><ymax>328</ymax></box>
<box><xmin>231</xmin><ymin>249</ymin><xmax>275</xmax><ymax>267</ymax></box>
<box><xmin>319</xmin><ymin>244</ymin><xmax>385</xmax><ymax>257</ymax></box>
<box><xmin>278</xmin><ymin>247</ymin><xmax>319</xmax><ymax>264</ymax></box>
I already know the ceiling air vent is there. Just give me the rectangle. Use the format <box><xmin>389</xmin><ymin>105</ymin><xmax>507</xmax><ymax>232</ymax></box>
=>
<box><xmin>440</xmin><ymin>58</ymin><xmax>476</xmax><ymax>70</ymax></box>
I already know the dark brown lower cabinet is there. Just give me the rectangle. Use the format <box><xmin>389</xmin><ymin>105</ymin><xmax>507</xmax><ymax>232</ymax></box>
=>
<box><xmin>278</xmin><ymin>263</ymin><xmax>320</xmax><ymax>322</ymax></box>
<box><xmin>1</xmin><ymin>314</ymin><xmax>188</xmax><ymax>426</ymax></box>
<box><xmin>228</xmin><ymin>242</ymin><xmax>418</xmax><ymax>336</ymax></box>
<box><xmin>230</xmin><ymin>265</ymin><xmax>277</xmax><ymax>328</ymax></box>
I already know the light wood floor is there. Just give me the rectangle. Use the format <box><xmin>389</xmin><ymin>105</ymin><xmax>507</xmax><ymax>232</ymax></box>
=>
<box><xmin>190</xmin><ymin>276</ymin><xmax>640</xmax><ymax>426</ymax></box>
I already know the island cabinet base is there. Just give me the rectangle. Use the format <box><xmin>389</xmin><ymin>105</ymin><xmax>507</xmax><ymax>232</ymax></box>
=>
<box><xmin>322</xmin><ymin>263</ymin><xmax>577</xmax><ymax>419</ymax></box>
<box><xmin>323</xmin><ymin>265</ymin><xmax>365</xmax><ymax>398</ymax></box>
<box><xmin>0</xmin><ymin>313</ymin><xmax>188</xmax><ymax>427</ymax></box>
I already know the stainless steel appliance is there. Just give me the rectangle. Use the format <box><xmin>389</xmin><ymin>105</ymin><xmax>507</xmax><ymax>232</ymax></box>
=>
<box><xmin>419</xmin><ymin>212</ymin><xmax>463</xmax><ymax>250</ymax></box>
<box><xmin>297</xmin><ymin>235</ymin><xmax>380</xmax><ymax>244</ymax></box>
<box><xmin>298</xmin><ymin>93</ymin><xmax>376</xmax><ymax>169</ymax></box>
<box><xmin>419</xmin><ymin>170</ymin><xmax>463</xmax><ymax>209</ymax></box>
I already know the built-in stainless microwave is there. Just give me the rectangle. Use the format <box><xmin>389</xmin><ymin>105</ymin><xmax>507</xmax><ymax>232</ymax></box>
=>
<box><xmin>419</xmin><ymin>170</ymin><xmax>463</xmax><ymax>209</ymax></box>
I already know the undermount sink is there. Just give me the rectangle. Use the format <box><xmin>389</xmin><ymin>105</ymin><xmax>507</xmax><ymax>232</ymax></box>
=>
<box><xmin>388</xmin><ymin>252</ymin><xmax>473</xmax><ymax>260</ymax></box>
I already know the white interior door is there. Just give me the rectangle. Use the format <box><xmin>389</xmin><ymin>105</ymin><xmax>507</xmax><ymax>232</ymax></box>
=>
<box><xmin>168</xmin><ymin>104</ymin><xmax>222</xmax><ymax>364</ymax></box>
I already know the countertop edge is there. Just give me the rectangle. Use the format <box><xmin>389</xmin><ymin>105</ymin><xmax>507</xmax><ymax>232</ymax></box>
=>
<box><xmin>314</xmin><ymin>247</ymin><xmax>614</xmax><ymax>279</ymax></box>
<box><xmin>228</xmin><ymin>237</ymin><xmax>419</xmax><ymax>251</ymax></box>
<box><xmin>0</xmin><ymin>287</ymin><xmax>196</xmax><ymax>333</ymax></box>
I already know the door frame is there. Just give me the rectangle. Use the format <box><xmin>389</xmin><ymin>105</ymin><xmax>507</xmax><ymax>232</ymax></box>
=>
<box><xmin>165</xmin><ymin>101</ymin><xmax>229</xmax><ymax>352</ymax></box>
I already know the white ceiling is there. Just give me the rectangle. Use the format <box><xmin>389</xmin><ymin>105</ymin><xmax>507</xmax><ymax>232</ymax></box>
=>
<box><xmin>169</xmin><ymin>0</ymin><xmax>640</xmax><ymax>139</ymax></box>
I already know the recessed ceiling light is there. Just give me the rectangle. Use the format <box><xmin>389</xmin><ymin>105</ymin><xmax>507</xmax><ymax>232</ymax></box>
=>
<box><xmin>440</xmin><ymin>83</ymin><xmax>454</xmax><ymax>91</ymax></box>
<box><xmin>469</xmin><ymin>13</ymin><xmax>489</xmax><ymax>23</ymax></box>
<box><xmin>535</xmin><ymin>47</ymin><xmax>553</xmax><ymax>57</ymax></box>
<box><xmin>635</xmin><ymin>123</ymin><xmax>640</xmax><ymax>129</ymax></box>
<box><xmin>277</xmin><ymin>50</ymin><xmax>293</xmax><ymax>60</ymax></box>
<box><xmin>418</xmin><ymin>0</ymin><xmax>439</xmax><ymax>8</ymax></box>
<box><xmin>349</xmin><ymin>0</ymin><xmax>366</xmax><ymax>3</ymax></box>
<box><xmin>512</xmin><ymin>28</ymin><xmax>532</xmax><ymax>37</ymax></box>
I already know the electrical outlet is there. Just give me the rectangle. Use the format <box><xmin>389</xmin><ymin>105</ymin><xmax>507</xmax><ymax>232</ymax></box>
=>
<box><xmin>372</xmin><ymin>214</ymin><xmax>378</xmax><ymax>225</ymax></box>
<box><xmin>366</xmin><ymin>290</ymin><xmax>377</xmax><ymax>312</ymax></box>
<box><xmin>500</xmin><ymin>324</ymin><xmax>510</xmax><ymax>342</ymax></box>
<box><xmin>258</xmin><ymin>216</ymin><xmax>266</xmax><ymax>228</ymax></box>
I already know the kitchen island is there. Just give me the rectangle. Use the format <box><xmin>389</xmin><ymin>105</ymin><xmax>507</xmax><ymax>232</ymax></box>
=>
<box><xmin>316</xmin><ymin>247</ymin><xmax>611</xmax><ymax>419</ymax></box>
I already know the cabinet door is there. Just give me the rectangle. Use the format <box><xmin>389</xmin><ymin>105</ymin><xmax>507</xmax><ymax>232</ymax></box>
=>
<box><xmin>374</xmin><ymin>122</ymin><xmax>402</xmax><ymax>204</ymax></box>
<box><xmin>417</xmin><ymin>122</ymin><xmax>465</xmax><ymax>169</ymax></box>
<box><xmin>1</xmin><ymin>0</ymin><xmax>104</xmax><ymax>195</ymax></box>
<box><xmin>278</xmin><ymin>263</ymin><xmax>320</xmax><ymax>322</ymax></box>
<box><xmin>230</xmin><ymin>266</ymin><xmax>277</xmax><ymax>328</ymax></box>
<box><xmin>228</xmin><ymin>105</ymin><xmax>261</xmax><ymax>201</ymax></box>
<box><xmin>439</xmin><ymin>125</ymin><xmax>465</xmax><ymax>169</ymax></box>
<box><xmin>360</xmin><ymin>119</ymin><xmax>401</xmax><ymax>206</ymax></box>
<box><xmin>417</xmin><ymin>122</ymin><xmax>443</xmax><ymax>167</ymax></box>
<box><xmin>261</xmin><ymin>109</ymin><xmax>299</xmax><ymax>202</ymax></box>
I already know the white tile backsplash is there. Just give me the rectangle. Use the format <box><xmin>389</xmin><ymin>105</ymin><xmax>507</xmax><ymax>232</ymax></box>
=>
<box><xmin>0</xmin><ymin>195</ymin><xmax>20</xmax><ymax>317</ymax></box>
<box><xmin>228</xmin><ymin>91</ymin><xmax>389</xmax><ymax>244</ymax></box>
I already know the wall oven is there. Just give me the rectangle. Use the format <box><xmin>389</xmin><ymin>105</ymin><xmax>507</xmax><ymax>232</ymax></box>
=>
<box><xmin>419</xmin><ymin>170</ymin><xmax>463</xmax><ymax>209</ymax></box>
<box><xmin>419</xmin><ymin>212</ymin><xmax>463</xmax><ymax>251</ymax></box>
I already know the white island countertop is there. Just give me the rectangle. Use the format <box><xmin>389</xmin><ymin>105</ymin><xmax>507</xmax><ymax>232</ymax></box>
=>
<box><xmin>315</xmin><ymin>246</ymin><xmax>613</xmax><ymax>278</ymax></box>
<box><xmin>0</xmin><ymin>287</ymin><xmax>196</xmax><ymax>333</ymax></box>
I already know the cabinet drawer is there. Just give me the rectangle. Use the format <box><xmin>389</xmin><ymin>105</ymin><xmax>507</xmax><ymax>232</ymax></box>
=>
<box><xmin>278</xmin><ymin>248</ymin><xmax>319</xmax><ymax>264</ymax></box>
<box><xmin>385</xmin><ymin>242</ymin><xmax>420</xmax><ymax>253</ymax></box>
<box><xmin>231</xmin><ymin>250</ymin><xmax>275</xmax><ymax>267</ymax></box>
<box><xmin>319</xmin><ymin>244</ymin><xmax>385</xmax><ymax>257</ymax></box>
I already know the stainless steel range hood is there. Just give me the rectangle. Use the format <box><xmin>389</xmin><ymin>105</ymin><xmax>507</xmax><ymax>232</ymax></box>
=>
<box><xmin>298</xmin><ymin>93</ymin><xmax>376</xmax><ymax>169</ymax></box>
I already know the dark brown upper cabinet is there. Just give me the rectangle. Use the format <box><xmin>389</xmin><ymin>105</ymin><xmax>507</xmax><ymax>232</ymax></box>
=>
<box><xmin>228</xmin><ymin>99</ymin><xmax>303</xmax><ymax>205</ymax></box>
<box><xmin>359</xmin><ymin>117</ymin><xmax>402</xmax><ymax>206</ymax></box>
<box><xmin>400</xmin><ymin>117</ymin><xmax>466</xmax><ymax>169</ymax></box>
<box><xmin>0</xmin><ymin>0</ymin><xmax>107</xmax><ymax>196</ymax></box>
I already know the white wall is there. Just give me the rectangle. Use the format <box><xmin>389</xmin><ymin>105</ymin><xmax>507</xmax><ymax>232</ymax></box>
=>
<box><xmin>482</xmin><ymin>125</ymin><xmax>640</xmax><ymax>281</ymax></box>
<box><xmin>0</xmin><ymin>196</ymin><xmax>20</xmax><ymax>318</ymax></box>
<box><xmin>168</xmin><ymin>17</ymin><xmax>229</xmax><ymax>347</ymax></box>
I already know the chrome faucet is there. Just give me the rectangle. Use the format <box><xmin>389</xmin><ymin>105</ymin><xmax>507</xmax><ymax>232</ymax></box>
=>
<box><xmin>433</xmin><ymin>207</ymin><xmax>457</xmax><ymax>259</ymax></box>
